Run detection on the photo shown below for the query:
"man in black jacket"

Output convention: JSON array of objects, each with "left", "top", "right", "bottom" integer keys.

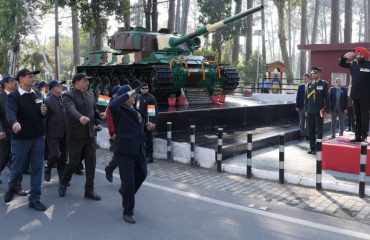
[
  {"left": 329, "top": 78, "right": 348, "bottom": 138},
  {"left": 44, "top": 80, "right": 67, "bottom": 183},
  {"left": 58, "top": 73, "right": 105, "bottom": 200},
  {"left": 4, "top": 68, "right": 47, "bottom": 211},
  {"left": 295, "top": 74, "right": 310, "bottom": 140},
  {"left": 109, "top": 85, "right": 154, "bottom": 223},
  {"left": 339, "top": 47, "right": 370, "bottom": 142},
  {"left": 137, "top": 83, "right": 158, "bottom": 163}
]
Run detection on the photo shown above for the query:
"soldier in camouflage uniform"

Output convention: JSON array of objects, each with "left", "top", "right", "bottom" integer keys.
[{"left": 304, "top": 67, "right": 330, "bottom": 154}]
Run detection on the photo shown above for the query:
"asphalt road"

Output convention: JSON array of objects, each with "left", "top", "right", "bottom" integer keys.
[{"left": 1, "top": 166, "right": 370, "bottom": 240}]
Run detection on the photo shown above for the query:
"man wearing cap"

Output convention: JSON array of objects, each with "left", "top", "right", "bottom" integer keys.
[
  {"left": 136, "top": 83, "right": 158, "bottom": 163},
  {"left": 339, "top": 47, "right": 370, "bottom": 142},
  {"left": 44, "top": 80, "right": 67, "bottom": 183},
  {"left": 109, "top": 85, "right": 150, "bottom": 223},
  {"left": 4, "top": 68, "right": 48, "bottom": 211},
  {"left": 58, "top": 73, "right": 105, "bottom": 200},
  {"left": 304, "top": 67, "right": 330, "bottom": 154},
  {"left": 329, "top": 78, "right": 348, "bottom": 139}
]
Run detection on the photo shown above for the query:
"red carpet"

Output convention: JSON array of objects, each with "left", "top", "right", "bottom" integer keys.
[{"left": 322, "top": 136, "right": 370, "bottom": 175}]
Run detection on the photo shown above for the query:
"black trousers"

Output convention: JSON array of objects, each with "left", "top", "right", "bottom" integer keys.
[
  {"left": 308, "top": 113, "right": 323, "bottom": 151},
  {"left": 352, "top": 98, "right": 370, "bottom": 138},
  {"left": 0, "top": 137, "right": 11, "bottom": 173},
  {"left": 45, "top": 135, "right": 67, "bottom": 179},
  {"left": 62, "top": 137, "right": 96, "bottom": 192},
  {"left": 118, "top": 152, "right": 147, "bottom": 215},
  {"left": 347, "top": 106, "right": 355, "bottom": 131},
  {"left": 145, "top": 130, "right": 153, "bottom": 158}
]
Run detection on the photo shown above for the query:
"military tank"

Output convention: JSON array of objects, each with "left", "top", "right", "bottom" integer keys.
[{"left": 77, "top": 5, "right": 263, "bottom": 102}]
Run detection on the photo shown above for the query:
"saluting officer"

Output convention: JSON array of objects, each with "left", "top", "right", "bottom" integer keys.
[{"left": 304, "top": 66, "right": 330, "bottom": 154}]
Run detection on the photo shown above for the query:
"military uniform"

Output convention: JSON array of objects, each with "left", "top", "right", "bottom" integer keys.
[{"left": 305, "top": 78, "right": 330, "bottom": 153}]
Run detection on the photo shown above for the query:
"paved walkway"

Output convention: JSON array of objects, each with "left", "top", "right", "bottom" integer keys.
[{"left": 96, "top": 148, "right": 370, "bottom": 225}]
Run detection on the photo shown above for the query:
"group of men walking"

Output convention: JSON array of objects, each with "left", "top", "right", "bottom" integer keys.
[
  {"left": 0, "top": 69, "right": 157, "bottom": 223},
  {"left": 295, "top": 46, "right": 370, "bottom": 154}
]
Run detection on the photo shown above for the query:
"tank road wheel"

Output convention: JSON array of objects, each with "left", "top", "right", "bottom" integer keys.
[
  {"left": 112, "top": 77, "right": 120, "bottom": 87},
  {"left": 93, "top": 77, "right": 103, "bottom": 96},
  {"left": 102, "top": 76, "right": 111, "bottom": 96}
]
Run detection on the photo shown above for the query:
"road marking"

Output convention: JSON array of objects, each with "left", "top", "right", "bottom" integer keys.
[{"left": 96, "top": 169, "right": 370, "bottom": 239}]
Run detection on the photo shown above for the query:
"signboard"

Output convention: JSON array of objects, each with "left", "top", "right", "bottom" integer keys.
[{"left": 182, "top": 88, "right": 211, "bottom": 104}]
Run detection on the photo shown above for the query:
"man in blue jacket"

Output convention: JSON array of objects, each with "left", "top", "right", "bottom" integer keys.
[
  {"left": 329, "top": 78, "right": 348, "bottom": 138},
  {"left": 109, "top": 85, "right": 155, "bottom": 224},
  {"left": 295, "top": 74, "right": 310, "bottom": 140}
]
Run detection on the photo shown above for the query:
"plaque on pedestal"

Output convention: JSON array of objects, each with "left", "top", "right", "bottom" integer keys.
[{"left": 182, "top": 88, "right": 211, "bottom": 104}]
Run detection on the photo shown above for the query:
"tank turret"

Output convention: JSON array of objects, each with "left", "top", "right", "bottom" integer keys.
[{"left": 77, "top": 5, "right": 264, "bottom": 103}]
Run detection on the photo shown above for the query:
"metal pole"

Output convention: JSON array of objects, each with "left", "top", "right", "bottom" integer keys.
[
  {"left": 167, "top": 122, "right": 172, "bottom": 160},
  {"left": 217, "top": 128, "right": 223, "bottom": 172},
  {"left": 190, "top": 125, "right": 196, "bottom": 166},
  {"left": 359, "top": 142, "right": 367, "bottom": 198},
  {"left": 316, "top": 139, "right": 322, "bottom": 191},
  {"left": 246, "top": 132, "right": 252, "bottom": 178},
  {"left": 279, "top": 134, "right": 285, "bottom": 184}
]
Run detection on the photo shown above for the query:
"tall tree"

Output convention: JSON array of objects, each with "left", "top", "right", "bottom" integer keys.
[
  {"left": 344, "top": 0, "right": 353, "bottom": 43},
  {"left": 311, "top": 0, "right": 320, "bottom": 44},
  {"left": 330, "top": 0, "right": 339, "bottom": 43},
  {"left": 143, "top": 0, "right": 152, "bottom": 30},
  {"left": 167, "top": 0, "right": 175, "bottom": 32},
  {"left": 116, "top": 0, "right": 131, "bottom": 30},
  {"left": 261, "top": 0, "right": 266, "bottom": 67},
  {"left": 245, "top": 0, "right": 253, "bottom": 64},
  {"left": 231, "top": 0, "right": 242, "bottom": 66},
  {"left": 300, "top": 0, "right": 307, "bottom": 76},
  {"left": 71, "top": 0, "right": 80, "bottom": 67},
  {"left": 272, "top": 0, "right": 293, "bottom": 84},
  {"left": 175, "top": 0, "right": 181, "bottom": 32},
  {"left": 152, "top": 0, "right": 158, "bottom": 31},
  {"left": 181, "top": 0, "right": 190, "bottom": 34}
]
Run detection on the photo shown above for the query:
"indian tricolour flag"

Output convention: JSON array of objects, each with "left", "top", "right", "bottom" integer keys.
[
  {"left": 147, "top": 104, "right": 156, "bottom": 117},
  {"left": 97, "top": 95, "right": 111, "bottom": 106}
]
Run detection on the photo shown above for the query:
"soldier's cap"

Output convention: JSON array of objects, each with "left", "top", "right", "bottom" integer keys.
[
  {"left": 49, "top": 80, "right": 66, "bottom": 90},
  {"left": 355, "top": 47, "right": 369, "bottom": 58},
  {"left": 111, "top": 85, "right": 121, "bottom": 96},
  {"left": 310, "top": 66, "right": 322, "bottom": 74},
  {"left": 117, "top": 85, "right": 132, "bottom": 96},
  {"left": 16, "top": 68, "right": 40, "bottom": 80},
  {"left": 35, "top": 81, "right": 48, "bottom": 89},
  {"left": 72, "top": 73, "right": 92, "bottom": 84},
  {"left": 1, "top": 75, "right": 15, "bottom": 87}
]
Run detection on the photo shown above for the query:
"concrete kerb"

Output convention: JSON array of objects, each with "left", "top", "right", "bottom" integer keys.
[{"left": 97, "top": 127, "right": 370, "bottom": 197}]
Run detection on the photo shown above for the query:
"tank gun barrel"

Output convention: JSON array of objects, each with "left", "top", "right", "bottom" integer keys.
[{"left": 169, "top": 4, "right": 264, "bottom": 48}]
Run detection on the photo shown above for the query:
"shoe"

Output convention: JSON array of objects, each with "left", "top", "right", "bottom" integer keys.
[
  {"left": 4, "top": 190, "right": 14, "bottom": 203},
  {"left": 339, "top": 133, "right": 343, "bottom": 136},
  {"left": 123, "top": 214, "right": 136, "bottom": 224},
  {"left": 44, "top": 169, "right": 51, "bottom": 182},
  {"left": 147, "top": 158, "right": 154, "bottom": 163},
  {"left": 74, "top": 168, "right": 84, "bottom": 175},
  {"left": 15, "top": 188, "right": 29, "bottom": 196},
  {"left": 29, "top": 201, "right": 47, "bottom": 211},
  {"left": 307, "top": 150, "right": 316, "bottom": 155},
  {"left": 58, "top": 183, "right": 67, "bottom": 197},
  {"left": 350, "top": 138, "right": 362, "bottom": 142},
  {"left": 84, "top": 192, "right": 101, "bottom": 201},
  {"left": 105, "top": 166, "right": 113, "bottom": 183},
  {"left": 329, "top": 135, "right": 335, "bottom": 139}
]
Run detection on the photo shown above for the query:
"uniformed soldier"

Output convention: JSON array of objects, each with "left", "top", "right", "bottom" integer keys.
[{"left": 304, "top": 66, "right": 330, "bottom": 154}]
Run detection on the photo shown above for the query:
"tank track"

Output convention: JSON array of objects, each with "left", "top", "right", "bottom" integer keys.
[
  {"left": 147, "top": 65, "right": 174, "bottom": 102},
  {"left": 220, "top": 66, "right": 240, "bottom": 94}
]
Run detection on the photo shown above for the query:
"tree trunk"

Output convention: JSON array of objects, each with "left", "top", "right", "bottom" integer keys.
[
  {"left": 288, "top": 1, "right": 291, "bottom": 58},
  {"left": 311, "top": 0, "right": 319, "bottom": 44},
  {"left": 90, "top": 0, "right": 103, "bottom": 51},
  {"left": 300, "top": 0, "right": 307, "bottom": 76},
  {"left": 344, "top": 0, "right": 352, "bottom": 43},
  {"left": 330, "top": 0, "right": 339, "bottom": 43},
  {"left": 71, "top": 2, "right": 80, "bottom": 66},
  {"left": 365, "top": 0, "right": 369, "bottom": 41},
  {"left": 181, "top": 0, "right": 190, "bottom": 34},
  {"left": 152, "top": 0, "right": 158, "bottom": 31},
  {"left": 175, "top": 0, "right": 181, "bottom": 32},
  {"left": 261, "top": 0, "right": 266, "bottom": 67},
  {"left": 122, "top": 0, "right": 131, "bottom": 30},
  {"left": 273, "top": 0, "right": 293, "bottom": 84},
  {"left": 245, "top": 0, "right": 253, "bottom": 64},
  {"left": 231, "top": 0, "right": 242, "bottom": 66},
  {"left": 144, "top": 0, "right": 151, "bottom": 30},
  {"left": 167, "top": 0, "right": 175, "bottom": 32}
]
